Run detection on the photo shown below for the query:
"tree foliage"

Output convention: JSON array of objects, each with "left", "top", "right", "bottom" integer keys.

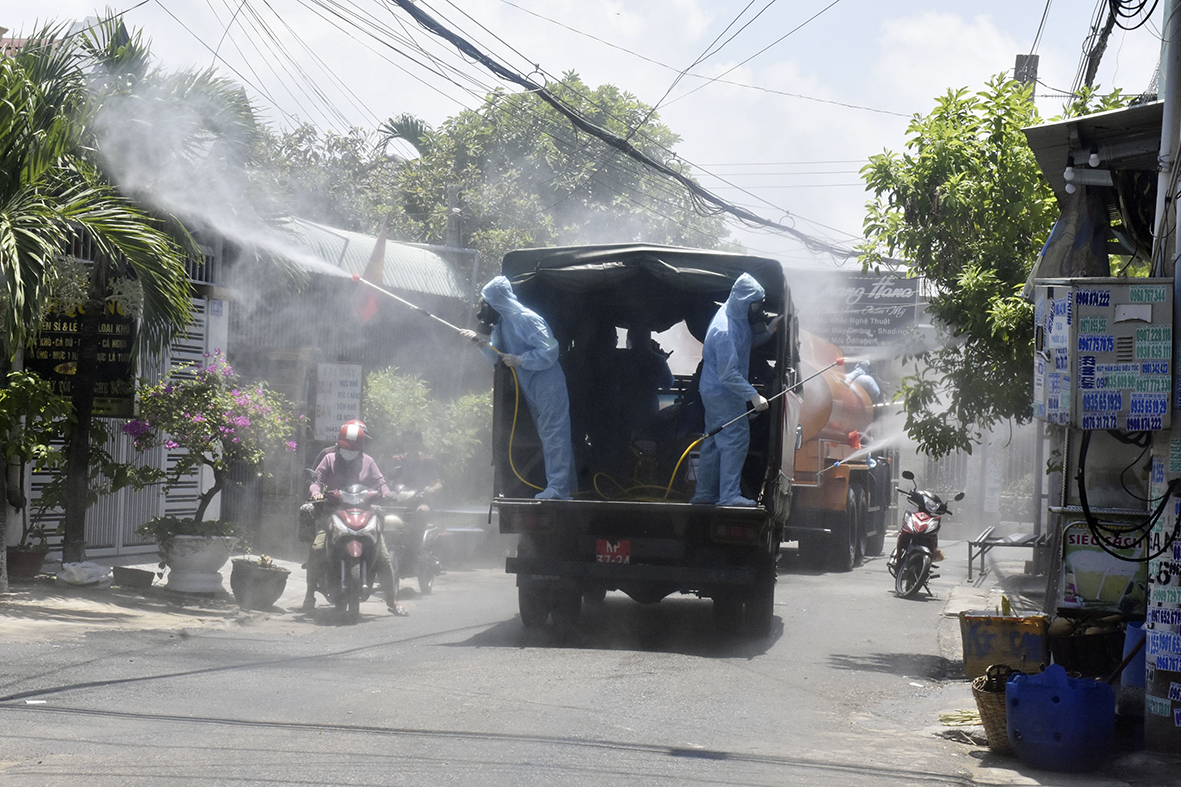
[
  {"left": 389, "top": 73, "right": 731, "bottom": 272},
  {"left": 361, "top": 369, "right": 492, "bottom": 504},
  {"left": 124, "top": 352, "right": 299, "bottom": 524},
  {"left": 858, "top": 76, "right": 1058, "bottom": 457}
]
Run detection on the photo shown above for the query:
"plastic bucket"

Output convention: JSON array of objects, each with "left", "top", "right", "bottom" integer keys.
[
  {"left": 1121, "top": 622, "right": 1146, "bottom": 688},
  {"left": 1007, "top": 664, "right": 1116, "bottom": 772}
]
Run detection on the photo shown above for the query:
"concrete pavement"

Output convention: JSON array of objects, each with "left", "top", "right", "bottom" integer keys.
[{"left": 1, "top": 540, "right": 1178, "bottom": 785}]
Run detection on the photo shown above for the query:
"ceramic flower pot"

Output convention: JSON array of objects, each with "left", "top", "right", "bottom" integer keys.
[
  {"left": 161, "top": 535, "right": 237, "bottom": 593},
  {"left": 230, "top": 558, "right": 290, "bottom": 609},
  {"left": 5, "top": 547, "right": 49, "bottom": 579}
]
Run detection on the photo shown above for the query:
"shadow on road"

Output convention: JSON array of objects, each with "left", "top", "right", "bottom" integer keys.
[
  {"left": 828, "top": 651, "right": 958, "bottom": 679},
  {"left": 451, "top": 594, "right": 782, "bottom": 658}
]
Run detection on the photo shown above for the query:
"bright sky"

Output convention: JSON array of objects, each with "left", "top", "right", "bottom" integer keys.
[{"left": 1, "top": 1, "right": 1166, "bottom": 265}]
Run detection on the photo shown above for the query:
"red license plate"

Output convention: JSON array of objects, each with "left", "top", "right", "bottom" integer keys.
[{"left": 596, "top": 539, "right": 630, "bottom": 564}]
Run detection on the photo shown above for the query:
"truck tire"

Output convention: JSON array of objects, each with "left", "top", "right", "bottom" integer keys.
[
  {"left": 713, "top": 593, "right": 743, "bottom": 635},
  {"left": 853, "top": 488, "right": 867, "bottom": 567},
  {"left": 826, "top": 489, "right": 858, "bottom": 572},
  {"left": 797, "top": 534, "right": 826, "bottom": 570},
  {"left": 518, "top": 585, "right": 551, "bottom": 627},
  {"left": 745, "top": 578, "right": 775, "bottom": 637},
  {"left": 865, "top": 505, "right": 887, "bottom": 556},
  {"left": 551, "top": 588, "right": 582, "bottom": 634}
]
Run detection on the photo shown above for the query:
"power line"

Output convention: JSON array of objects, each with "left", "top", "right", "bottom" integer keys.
[
  {"left": 490, "top": 0, "right": 908, "bottom": 119},
  {"left": 662, "top": 0, "right": 846, "bottom": 109},
  {"left": 386, "top": 0, "right": 860, "bottom": 260}
]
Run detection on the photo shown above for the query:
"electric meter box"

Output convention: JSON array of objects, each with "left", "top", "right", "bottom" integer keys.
[{"left": 1033, "top": 277, "right": 1173, "bottom": 431}]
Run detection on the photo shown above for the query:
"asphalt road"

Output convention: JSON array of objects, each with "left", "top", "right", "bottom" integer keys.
[{"left": 0, "top": 545, "right": 1027, "bottom": 785}]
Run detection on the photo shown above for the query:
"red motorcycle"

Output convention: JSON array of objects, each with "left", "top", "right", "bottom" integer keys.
[
  {"left": 314, "top": 484, "right": 385, "bottom": 621},
  {"left": 887, "top": 470, "right": 964, "bottom": 598}
]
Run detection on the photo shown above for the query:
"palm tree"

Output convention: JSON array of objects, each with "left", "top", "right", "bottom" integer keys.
[
  {"left": 0, "top": 25, "right": 200, "bottom": 575},
  {"left": 376, "top": 112, "right": 434, "bottom": 158}
]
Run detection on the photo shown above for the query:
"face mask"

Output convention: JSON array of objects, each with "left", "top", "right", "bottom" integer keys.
[
  {"left": 476, "top": 300, "right": 501, "bottom": 333},
  {"left": 748, "top": 302, "right": 766, "bottom": 324},
  {"left": 338, "top": 448, "right": 360, "bottom": 461}
]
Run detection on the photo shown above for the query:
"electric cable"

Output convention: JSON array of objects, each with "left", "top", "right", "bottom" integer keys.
[
  {"left": 1076, "top": 430, "right": 1181, "bottom": 561},
  {"left": 661, "top": 359, "right": 844, "bottom": 500},
  {"left": 386, "top": 0, "right": 860, "bottom": 260},
  {"left": 490, "top": 0, "right": 909, "bottom": 118}
]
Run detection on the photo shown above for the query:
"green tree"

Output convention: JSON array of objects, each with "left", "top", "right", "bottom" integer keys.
[
  {"left": 0, "top": 25, "right": 197, "bottom": 567},
  {"left": 859, "top": 76, "right": 1134, "bottom": 457},
  {"left": 388, "top": 73, "right": 732, "bottom": 276},
  {"left": 361, "top": 369, "right": 492, "bottom": 504},
  {"left": 251, "top": 123, "right": 400, "bottom": 232},
  {"left": 858, "top": 76, "right": 1057, "bottom": 457}
]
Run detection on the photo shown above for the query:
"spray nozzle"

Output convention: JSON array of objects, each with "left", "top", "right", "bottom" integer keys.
[
  {"left": 351, "top": 274, "right": 362, "bottom": 282},
  {"left": 836, "top": 356, "right": 845, "bottom": 366}
]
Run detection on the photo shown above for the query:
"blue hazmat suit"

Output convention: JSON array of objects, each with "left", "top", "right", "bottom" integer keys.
[
  {"left": 691, "top": 273, "right": 766, "bottom": 506},
  {"left": 479, "top": 277, "right": 576, "bottom": 500}
]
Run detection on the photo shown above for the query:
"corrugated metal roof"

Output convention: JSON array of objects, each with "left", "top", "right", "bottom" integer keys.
[{"left": 280, "top": 217, "right": 469, "bottom": 300}]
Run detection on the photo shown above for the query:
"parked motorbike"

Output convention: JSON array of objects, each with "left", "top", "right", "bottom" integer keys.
[
  {"left": 887, "top": 470, "right": 964, "bottom": 598},
  {"left": 383, "top": 485, "right": 442, "bottom": 595},
  {"left": 311, "top": 484, "right": 386, "bottom": 621}
]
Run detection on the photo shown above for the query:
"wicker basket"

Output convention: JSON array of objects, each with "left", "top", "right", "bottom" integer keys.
[{"left": 972, "top": 664, "right": 1015, "bottom": 756}]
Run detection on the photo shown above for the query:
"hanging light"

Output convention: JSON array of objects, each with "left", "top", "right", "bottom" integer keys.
[
  {"left": 1088, "top": 145, "right": 1100, "bottom": 168},
  {"left": 1066, "top": 182, "right": 1077, "bottom": 194},
  {"left": 1063, "top": 154, "right": 1076, "bottom": 182}
]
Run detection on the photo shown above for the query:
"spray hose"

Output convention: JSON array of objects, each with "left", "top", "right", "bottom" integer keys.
[
  {"left": 352, "top": 275, "right": 543, "bottom": 492},
  {"left": 660, "top": 359, "right": 844, "bottom": 500}
]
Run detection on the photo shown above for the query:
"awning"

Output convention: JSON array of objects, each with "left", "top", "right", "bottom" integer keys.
[{"left": 280, "top": 217, "right": 470, "bottom": 300}]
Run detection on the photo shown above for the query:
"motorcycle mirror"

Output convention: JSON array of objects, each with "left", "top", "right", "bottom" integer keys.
[
  {"left": 902, "top": 470, "right": 915, "bottom": 480},
  {"left": 954, "top": 492, "right": 965, "bottom": 501}
]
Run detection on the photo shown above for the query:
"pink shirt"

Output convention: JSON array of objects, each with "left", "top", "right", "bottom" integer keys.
[{"left": 310, "top": 451, "right": 391, "bottom": 498}]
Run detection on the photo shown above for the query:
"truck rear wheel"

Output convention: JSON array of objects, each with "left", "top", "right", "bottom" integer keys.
[
  {"left": 745, "top": 579, "right": 775, "bottom": 637},
  {"left": 551, "top": 588, "right": 582, "bottom": 634},
  {"left": 826, "top": 489, "right": 859, "bottom": 572},
  {"left": 865, "top": 505, "right": 887, "bottom": 556},
  {"left": 518, "top": 586, "right": 551, "bottom": 627},
  {"left": 713, "top": 593, "right": 743, "bottom": 635}
]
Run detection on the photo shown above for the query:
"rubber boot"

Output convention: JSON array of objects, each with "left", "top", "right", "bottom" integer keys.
[{"left": 301, "top": 549, "right": 322, "bottom": 611}]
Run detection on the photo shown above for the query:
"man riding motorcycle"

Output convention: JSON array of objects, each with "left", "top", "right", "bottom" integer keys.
[
  {"left": 300, "top": 420, "right": 405, "bottom": 615},
  {"left": 388, "top": 428, "right": 442, "bottom": 575}
]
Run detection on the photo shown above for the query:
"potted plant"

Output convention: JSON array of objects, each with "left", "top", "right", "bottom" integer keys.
[
  {"left": 230, "top": 554, "right": 291, "bottom": 609},
  {"left": 2, "top": 371, "right": 72, "bottom": 585},
  {"left": 125, "top": 351, "right": 299, "bottom": 594}
]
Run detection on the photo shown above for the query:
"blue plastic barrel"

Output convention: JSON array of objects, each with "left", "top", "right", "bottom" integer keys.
[
  {"left": 1121, "top": 622, "right": 1146, "bottom": 689},
  {"left": 1007, "top": 664, "right": 1116, "bottom": 772}
]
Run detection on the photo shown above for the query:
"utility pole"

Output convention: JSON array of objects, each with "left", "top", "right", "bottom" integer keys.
[{"left": 1147, "top": 0, "right": 1181, "bottom": 754}]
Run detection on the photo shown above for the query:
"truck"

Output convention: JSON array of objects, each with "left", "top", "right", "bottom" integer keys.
[{"left": 489, "top": 244, "right": 893, "bottom": 636}]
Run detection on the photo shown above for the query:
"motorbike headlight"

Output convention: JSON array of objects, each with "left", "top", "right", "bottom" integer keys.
[
  {"left": 922, "top": 495, "right": 938, "bottom": 512},
  {"left": 329, "top": 517, "right": 350, "bottom": 539},
  {"left": 358, "top": 517, "right": 380, "bottom": 538}
]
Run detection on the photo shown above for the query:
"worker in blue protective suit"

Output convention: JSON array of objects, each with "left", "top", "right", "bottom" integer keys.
[
  {"left": 691, "top": 273, "right": 772, "bottom": 507},
  {"left": 459, "top": 277, "right": 576, "bottom": 500}
]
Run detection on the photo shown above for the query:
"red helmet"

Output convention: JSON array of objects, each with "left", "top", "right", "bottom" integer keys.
[{"left": 337, "top": 420, "right": 368, "bottom": 451}]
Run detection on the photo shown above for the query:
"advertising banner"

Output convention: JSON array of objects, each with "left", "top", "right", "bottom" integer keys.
[
  {"left": 24, "top": 301, "right": 137, "bottom": 418},
  {"left": 314, "top": 363, "right": 363, "bottom": 442},
  {"left": 787, "top": 270, "right": 925, "bottom": 351}
]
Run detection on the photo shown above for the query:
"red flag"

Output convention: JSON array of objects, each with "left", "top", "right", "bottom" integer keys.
[{"left": 355, "top": 221, "right": 387, "bottom": 324}]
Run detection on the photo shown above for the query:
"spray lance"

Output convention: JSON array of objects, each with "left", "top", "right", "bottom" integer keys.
[
  {"left": 352, "top": 274, "right": 542, "bottom": 490},
  {"left": 662, "top": 358, "right": 848, "bottom": 500},
  {"left": 351, "top": 274, "right": 510, "bottom": 360}
]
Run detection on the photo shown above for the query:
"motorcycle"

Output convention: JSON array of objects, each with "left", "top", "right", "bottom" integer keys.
[
  {"left": 383, "top": 485, "right": 442, "bottom": 595},
  {"left": 312, "top": 484, "right": 386, "bottom": 620},
  {"left": 887, "top": 470, "right": 964, "bottom": 598}
]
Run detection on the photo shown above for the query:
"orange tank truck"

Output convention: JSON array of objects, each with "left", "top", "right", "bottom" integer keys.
[{"left": 785, "top": 332, "right": 893, "bottom": 570}]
